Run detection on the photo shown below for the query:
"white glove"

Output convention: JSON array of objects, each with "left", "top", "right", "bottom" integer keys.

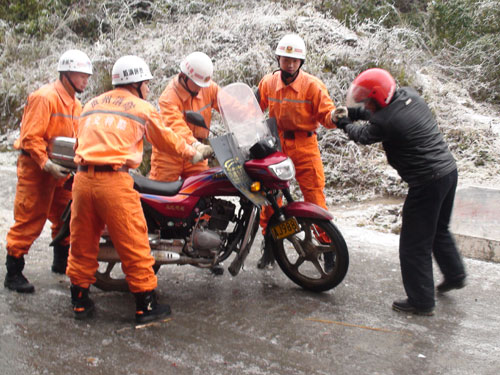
[
  {"left": 199, "top": 145, "right": 213, "bottom": 159},
  {"left": 331, "top": 106, "right": 348, "bottom": 123},
  {"left": 191, "top": 150, "right": 204, "bottom": 164},
  {"left": 192, "top": 142, "right": 213, "bottom": 159},
  {"left": 43, "top": 159, "right": 70, "bottom": 179}
]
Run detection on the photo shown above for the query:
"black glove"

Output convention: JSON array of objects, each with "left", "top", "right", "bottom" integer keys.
[
  {"left": 348, "top": 107, "right": 371, "bottom": 121},
  {"left": 336, "top": 117, "right": 352, "bottom": 130}
]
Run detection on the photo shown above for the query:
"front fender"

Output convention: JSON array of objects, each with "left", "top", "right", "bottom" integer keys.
[{"left": 282, "top": 201, "right": 333, "bottom": 221}]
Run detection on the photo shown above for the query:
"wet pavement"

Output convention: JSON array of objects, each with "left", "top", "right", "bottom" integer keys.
[{"left": 1, "top": 166, "right": 500, "bottom": 375}]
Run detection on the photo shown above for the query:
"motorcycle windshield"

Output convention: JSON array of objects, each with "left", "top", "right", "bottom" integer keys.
[{"left": 218, "top": 82, "right": 271, "bottom": 157}]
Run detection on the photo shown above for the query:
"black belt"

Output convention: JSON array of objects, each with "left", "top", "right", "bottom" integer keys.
[
  {"left": 77, "top": 165, "right": 129, "bottom": 173},
  {"left": 283, "top": 130, "right": 314, "bottom": 140}
]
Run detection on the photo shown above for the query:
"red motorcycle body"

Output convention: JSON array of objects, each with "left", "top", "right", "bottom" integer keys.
[{"left": 49, "top": 82, "right": 349, "bottom": 293}]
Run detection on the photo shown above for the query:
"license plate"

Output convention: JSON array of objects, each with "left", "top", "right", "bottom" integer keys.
[{"left": 271, "top": 217, "right": 300, "bottom": 240}]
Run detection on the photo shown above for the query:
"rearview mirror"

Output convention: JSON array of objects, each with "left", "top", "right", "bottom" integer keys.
[{"left": 185, "top": 110, "right": 207, "bottom": 129}]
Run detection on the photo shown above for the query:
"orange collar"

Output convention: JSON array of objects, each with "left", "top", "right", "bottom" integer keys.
[
  {"left": 55, "top": 79, "right": 76, "bottom": 106},
  {"left": 173, "top": 75, "right": 199, "bottom": 101},
  {"left": 276, "top": 70, "right": 303, "bottom": 93}
]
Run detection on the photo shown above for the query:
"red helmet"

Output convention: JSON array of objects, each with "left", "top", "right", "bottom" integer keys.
[{"left": 346, "top": 68, "right": 396, "bottom": 109}]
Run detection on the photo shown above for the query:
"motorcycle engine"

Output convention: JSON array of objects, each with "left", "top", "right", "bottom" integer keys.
[
  {"left": 191, "top": 199, "right": 235, "bottom": 253},
  {"left": 208, "top": 199, "right": 236, "bottom": 231},
  {"left": 192, "top": 227, "right": 222, "bottom": 251}
]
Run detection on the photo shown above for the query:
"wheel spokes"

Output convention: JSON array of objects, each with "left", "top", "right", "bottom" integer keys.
[
  {"left": 103, "top": 261, "right": 116, "bottom": 277},
  {"left": 282, "top": 221, "right": 335, "bottom": 279},
  {"left": 311, "top": 257, "right": 327, "bottom": 276},
  {"left": 302, "top": 221, "right": 313, "bottom": 242},
  {"left": 290, "top": 255, "right": 306, "bottom": 270}
]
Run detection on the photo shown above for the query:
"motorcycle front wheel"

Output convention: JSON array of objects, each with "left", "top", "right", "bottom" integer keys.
[{"left": 268, "top": 216, "right": 349, "bottom": 292}]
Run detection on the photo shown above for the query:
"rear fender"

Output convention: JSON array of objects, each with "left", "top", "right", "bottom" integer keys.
[{"left": 282, "top": 201, "right": 333, "bottom": 220}]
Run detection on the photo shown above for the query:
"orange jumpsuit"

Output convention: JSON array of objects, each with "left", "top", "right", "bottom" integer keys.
[
  {"left": 149, "top": 75, "right": 220, "bottom": 181},
  {"left": 257, "top": 70, "right": 337, "bottom": 232},
  {"left": 6, "top": 80, "right": 80, "bottom": 258},
  {"left": 66, "top": 88, "right": 196, "bottom": 293}
]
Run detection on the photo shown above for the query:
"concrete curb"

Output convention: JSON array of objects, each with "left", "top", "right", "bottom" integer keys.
[
  {"left": 451, "top": 185, "right": 500, "bottom": 263},
  {"left": 454, "top": 234, "right": 500, "bottom": 263}
]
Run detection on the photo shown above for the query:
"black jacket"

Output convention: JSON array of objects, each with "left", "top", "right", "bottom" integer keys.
[{"left": 343, "top": 87, "right": 456, "bottom": 187}]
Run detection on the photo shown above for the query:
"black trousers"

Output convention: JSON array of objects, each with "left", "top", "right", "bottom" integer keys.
[{"left": 399, "top": 169, "right": 465, "bottom": 309}]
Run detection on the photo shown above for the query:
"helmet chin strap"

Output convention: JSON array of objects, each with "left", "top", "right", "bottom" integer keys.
[
  {"left": 63, "top": 72, "right": 83, "bottom": 94},
  {"left": 280, "top": 69, "right": 299, "bottom": 81},
  {"left": 133, "top": 82, "right": 144, "bottom": 99},
  {"left": 181, "top": 74, "right": 198, "bottom": 97},
  {"left": 277, "top": 58, "right": 304, "bottom": 84}
]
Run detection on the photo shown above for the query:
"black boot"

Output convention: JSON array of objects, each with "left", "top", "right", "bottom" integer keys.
[
  {"left": 70, "top": 284, "right": 95, "bottom": 320},
  {"left": 257, "top": 236, "right": 275, "bottom": 269},
  {"left": 134, "top": 290, "right": 171, "bottom": 324},
  {"left": 4, "top": 255, "right": 35, "bottom": 293},
  {"left": 392, "top": 299, "right": 435, "bottom": 316},
  {"left": 437, "top": 275, "right": 466, "bottom": 293},
  {"left": 51, "top": 244, "right": 69, "bottom": 274}
]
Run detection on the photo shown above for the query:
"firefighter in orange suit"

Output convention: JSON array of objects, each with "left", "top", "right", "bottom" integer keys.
[
  {"left": 4, "top": 49, "right": 92, "bottom": 294},
  {"left": 66, "top": 55, "right": 205, "bottom": 323},
  {"left": 149, "top": 51, "right": 217, "bottom": 182},
  {"left": 255, "top": 34, "right": 343, "bottom": 269}
]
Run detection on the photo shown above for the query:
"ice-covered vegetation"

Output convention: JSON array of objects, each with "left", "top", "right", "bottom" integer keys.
[{"left": 1, "top": 0, "right": 499, "bottom": 211}]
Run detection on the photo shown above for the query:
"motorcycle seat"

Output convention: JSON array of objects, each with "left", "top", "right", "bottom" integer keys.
[{"left": 132, "top": 173, "right": 183, "bottom": 196}]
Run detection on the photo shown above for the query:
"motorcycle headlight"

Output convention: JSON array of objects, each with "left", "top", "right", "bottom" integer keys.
[{"left": 268, "top": 158, "right": 295, "bottom": 181}]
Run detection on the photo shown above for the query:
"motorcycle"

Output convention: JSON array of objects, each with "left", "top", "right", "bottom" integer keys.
[{"left": 49, "top": 82, "right": 349, "bottom": 293}]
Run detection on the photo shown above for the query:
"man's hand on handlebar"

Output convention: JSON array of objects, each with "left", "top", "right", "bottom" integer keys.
[{"left": 192, "top": 141, "right": 213, "bottom": 159}]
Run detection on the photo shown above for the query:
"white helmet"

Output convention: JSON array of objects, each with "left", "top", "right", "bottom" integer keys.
[
  {"left": 179, "top": 52, "right": 213, "bottom": 88},
  {"left": 57, "top": 49, "right": 93, "bottom": 75},
  {"left": 275, "top": 34, "right": 306, "bottom": 60},
  {"left": 111, "top": 55, "right": 153, "bottom": 85}
]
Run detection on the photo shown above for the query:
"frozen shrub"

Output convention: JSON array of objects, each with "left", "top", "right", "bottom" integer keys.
[{"left": 0, "top": 0, "right": 499, "bottom": 205}]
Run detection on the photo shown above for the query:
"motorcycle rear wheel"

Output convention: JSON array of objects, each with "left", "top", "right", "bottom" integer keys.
[{"left": 269, "top": 216, "right": 349, "bottom": 292}]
